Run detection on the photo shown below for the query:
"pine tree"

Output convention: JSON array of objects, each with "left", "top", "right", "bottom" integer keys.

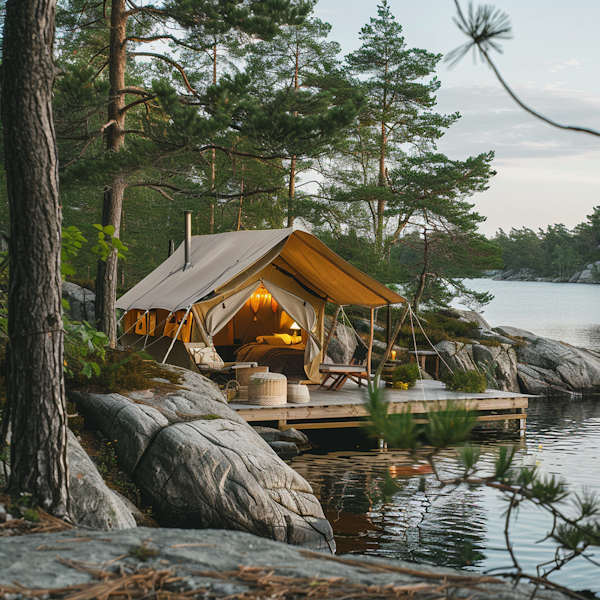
[
  {"left": 306, "top": 1, "right": 500, "bottom": 308},
  {"left": 55, "top": 0, "right": 308, "bottom": 344},
  {"left": 243, "top": 9, "right": 361, "bottom": 226},
  {"left": 344, "top": 0, "right": 457, "bottom": 254},
  {"left": 2, "top": 0, "right": 69, "bottom": 516}
]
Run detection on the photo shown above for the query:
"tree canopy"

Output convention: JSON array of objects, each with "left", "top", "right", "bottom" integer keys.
[{"left": 0, "top": 0, "right": 505, "bottom": 315}]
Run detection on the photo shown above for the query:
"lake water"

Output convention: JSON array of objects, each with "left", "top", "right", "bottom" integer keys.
[
  {"left": 452, "top": 278, "right": 600, "bottom": 350},
  {"left": 290, "top": 280, "right": 600, "bottom": 596}
]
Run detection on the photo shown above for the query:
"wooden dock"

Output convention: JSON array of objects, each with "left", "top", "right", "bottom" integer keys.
[{"left": 229, "top": 380, "right": 531, "bottom": 434}]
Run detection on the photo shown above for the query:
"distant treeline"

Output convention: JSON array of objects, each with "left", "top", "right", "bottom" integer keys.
[{"left": 493, "top": 207, "right": 600, "bottom": 277}]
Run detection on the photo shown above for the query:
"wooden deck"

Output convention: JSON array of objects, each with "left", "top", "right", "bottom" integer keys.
[{"left": 230, "top": 380, "right": 532, "bottom": 434}]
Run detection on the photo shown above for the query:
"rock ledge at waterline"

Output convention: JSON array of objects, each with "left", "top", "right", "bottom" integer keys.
[
  {"left": 490, "top": 262, "right": 600, "bottom": 284},
  {"left": 0, "top": 528, "right": 571, "bottom": 600},
  {"left": 433, "top": 310, "right": 600, "bottom": 396},
  {"left": 69, "top": 366, "right": 335, "bottom": 552}
]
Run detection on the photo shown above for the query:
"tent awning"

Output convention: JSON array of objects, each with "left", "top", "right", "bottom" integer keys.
[{"left": 116, "top": 228, "right": 406, "bottom": 312}]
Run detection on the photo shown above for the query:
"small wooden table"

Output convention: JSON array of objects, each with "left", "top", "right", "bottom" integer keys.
[{"left": 409, "top": 350, "right": 440, "bottom": 380}]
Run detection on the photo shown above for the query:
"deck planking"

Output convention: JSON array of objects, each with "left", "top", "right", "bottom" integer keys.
[{"left": 230, "top": 380, "right": 532, "bottom": 432}]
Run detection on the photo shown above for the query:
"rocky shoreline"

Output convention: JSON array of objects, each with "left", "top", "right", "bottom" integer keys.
[
  {"left": 0, "top": 285, "right": 593, "bottom": 598},
  {"left": 431, "top": 310, "right": 600, "bottom": 397},
  {"left": 67, "top": 365, "right": 335, "bottom": 552},
  {"left": 489, "top": 260, "right": 600, "bottom": 284}
]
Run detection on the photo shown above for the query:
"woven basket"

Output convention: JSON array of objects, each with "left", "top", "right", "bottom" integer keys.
[
  {"left": 248, "top": 373, "right": 287, "bottom": 406},
  {"left": 223, "top": 379, "right": 240, "bottom": 402},
  {"left": 236, "top": 366, "right": 269, "bottom": 399},
  {"left": 287, "top": 383, "right": 310, "bottom": 404}
]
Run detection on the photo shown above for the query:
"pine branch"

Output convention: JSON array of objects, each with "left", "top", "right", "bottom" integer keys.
[
  {"left": 119, "top": 87, "right": 153, "bottom": 96},
  {"left": 448, "top": 0, "right": 600, "bottom": 138},
  {"left": 130, "top": 52, "right": 198, "bottom": 95},
  {"left": 86, "top": 44, "right": 110, "bottom": 66},
  {"left": 125, "top": 34, "right": 212, "bottom": 53},
  {"left": 127, "top": 182, "right": 283, "bottom": 200},
  {"left": 59, "top": 135, "right": 103, "bottom": 170},
  {"left": 120, "top": 95, "right": 157, "bottom": 115}
]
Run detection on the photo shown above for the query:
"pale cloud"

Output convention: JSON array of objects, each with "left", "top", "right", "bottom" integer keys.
[
  {"left": 435, "top": 81, "right": 600, "bottom": 161},
  {"left": 432, "top": 81, "right": 600, "bottom": 235},
  {"left": 545, "top": 58, "right": 587, "bottom": 73}
]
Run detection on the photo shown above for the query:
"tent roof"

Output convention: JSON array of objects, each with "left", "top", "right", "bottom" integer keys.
[{"left": 116, "top": 228, "right": 406, "bottom": 312}]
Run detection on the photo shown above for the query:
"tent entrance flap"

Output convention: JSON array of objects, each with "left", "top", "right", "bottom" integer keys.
[
  {"left": 202, "top": 279, "right": 321, "bottom": 373},
  {"left": 261, "top": 280, "right": 320, "bottom": 365},
  {"left": 204, "top": 282, "right": 262, "bottom": 337}
]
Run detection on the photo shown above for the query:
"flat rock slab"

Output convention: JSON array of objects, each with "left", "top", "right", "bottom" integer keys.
[{"left": 0, "top": 528, "right": 569, "bottom": 599}]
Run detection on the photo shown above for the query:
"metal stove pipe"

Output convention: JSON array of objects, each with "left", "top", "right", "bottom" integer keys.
[{"left": 183, "top": 210, "right": 192, "bottom": 271}]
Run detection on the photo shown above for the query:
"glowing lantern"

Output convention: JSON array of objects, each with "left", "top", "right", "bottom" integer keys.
[{"left": 250, "top": 291, "right": 261, "bottom": 313}]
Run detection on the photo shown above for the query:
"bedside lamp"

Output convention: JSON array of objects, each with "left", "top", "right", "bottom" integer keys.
[{"left": 290, "top": 321, "right": 301, "bottom": 342}]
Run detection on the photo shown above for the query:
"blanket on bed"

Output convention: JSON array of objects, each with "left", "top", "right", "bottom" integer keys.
[{"left": 235, "top": 342, "right": 306, "bottom": 376}]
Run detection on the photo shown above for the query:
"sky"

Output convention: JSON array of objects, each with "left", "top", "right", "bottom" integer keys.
[{"left": 313, "top": 0, "right": 600, "bottom": 237}]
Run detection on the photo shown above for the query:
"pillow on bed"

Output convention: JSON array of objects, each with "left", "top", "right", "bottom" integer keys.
[
  {"left": 275, "top": 333, "right": 303, "bottom": 345},
  {"left": 255, "top": 335, "right": 288, "bottom": 346},
  {"left": 255, "top": 334, "right": 302, "bottom": 346}
]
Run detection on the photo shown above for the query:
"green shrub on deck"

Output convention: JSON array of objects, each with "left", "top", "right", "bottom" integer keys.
[
  {"left": 392, "top": 363, "right": 420, "bottom": 388},
  {"left": 442, "top": 370, "right": 487, "bottom": 393}
]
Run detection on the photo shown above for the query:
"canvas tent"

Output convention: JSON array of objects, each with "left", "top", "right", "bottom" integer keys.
[{"left": 117, "top": 227, "right": 406, "bottom": 382}]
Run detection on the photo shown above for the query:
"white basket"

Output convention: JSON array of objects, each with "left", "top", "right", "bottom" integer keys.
[
  {"left": 287, "top": 383, "right": 310, "bottom": 404},
  {"left": 248, "top": 373, "right": 287, "bottom": 406},
  {"left": 237, "top": 366, "right": 269, "bottom": 398}
]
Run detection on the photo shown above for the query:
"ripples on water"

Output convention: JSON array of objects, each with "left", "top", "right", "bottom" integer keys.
[{"left": 291, "top": 395, "right": 600, "bottom": 596}]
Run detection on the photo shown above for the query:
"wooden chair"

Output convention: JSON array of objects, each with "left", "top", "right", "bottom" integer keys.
[{"left": 319, "top": 345, "right": 369, "bottom": 391}]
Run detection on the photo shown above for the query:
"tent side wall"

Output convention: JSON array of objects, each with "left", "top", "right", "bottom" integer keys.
[{"left": 121, "top": 333, "right": 200, "bottom": 372}]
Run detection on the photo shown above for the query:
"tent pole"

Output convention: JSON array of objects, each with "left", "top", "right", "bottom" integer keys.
[
  {"left": 191, "top": 305, "right": 212, "bottom": 346},
  {"left": 367, "top": 308, "right": 374, "bottom": 378},
  {"left": 162, "top": 306, "right": 192, "bottom": 364},
  {"left": 322, "top": 305, "right": 340, "bottom": 360},
  {"left": 373, "top": 303, "right": 409, "bottom": 385},
  {"left": 386, "top": 304, "right": 392, "bottom": 346}
]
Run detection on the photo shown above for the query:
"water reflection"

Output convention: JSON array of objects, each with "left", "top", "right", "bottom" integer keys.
[
  {"left": 291, "top": 395, "right": 600, "bottom": 595},
  {"left": 293, "top": 448, "right": 493, "bottom": 568}
]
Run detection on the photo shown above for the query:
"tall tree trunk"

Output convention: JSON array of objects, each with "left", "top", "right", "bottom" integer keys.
[
  {"left": 2, "top": 0, "right": 68, "bottom": 516},
  {"left": 287, "top": 156, "right": 296, "bottom": 227},
  {"left": 287, "top": 42, "right": 300, "bottom": 228},
  {"left": 376, "top": 59, "right": 389, "bottom": 254},
  {"left": 209, "top": 43, "right": 217, "bottom": 234},
  {"left": 375, "top": 119, "right": 387, "bottom": 254},
  {"left": 237, "top": 165, "right": 244, "bottom": 231},
  {"left": 412, "top": 229, "right": 430, "bottom": 313},
  {"left": 95, "top": 0, "right": 127, "bottom": 345}
]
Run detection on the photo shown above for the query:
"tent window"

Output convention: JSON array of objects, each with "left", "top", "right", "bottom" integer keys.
[
  {"left": 148, "top": 311, "right": 157, "bottom": 336},
  {"left": 164, "top": 310, "right": 193, "bottom": 342},
  {"left": 124, "top": 309, "right": 158, "bottom": 337},
  {"left": 124, "top": 309, "right": 147, "bottom": 336},
  {"left": 134, "top": 314, "right": 147, "bottom": 335}
]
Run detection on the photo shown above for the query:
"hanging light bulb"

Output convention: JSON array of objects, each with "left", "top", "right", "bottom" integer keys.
[{"left": 250, "top": 291, "right": 261, "bottom": 313}]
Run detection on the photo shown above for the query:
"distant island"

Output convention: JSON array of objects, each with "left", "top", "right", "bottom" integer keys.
[
  {"left": 491, "top": 208, "right": 600, "bottom": 282},
  {"left": 486, "top": 261, "right": 600, "bottom": 284}
]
